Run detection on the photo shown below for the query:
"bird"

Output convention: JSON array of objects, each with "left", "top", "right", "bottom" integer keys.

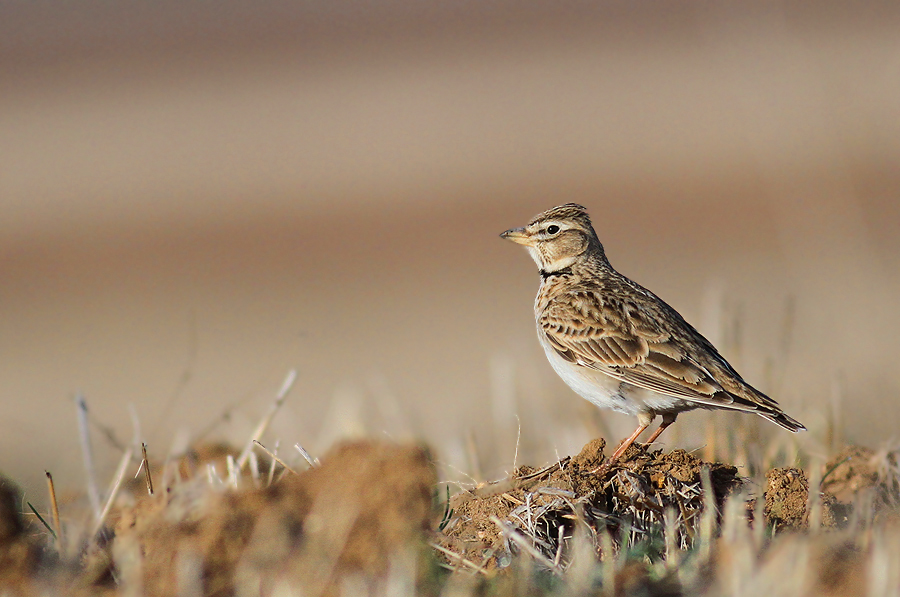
[{"left": 500, "top": 203, "right": 804, "bottom": 471}]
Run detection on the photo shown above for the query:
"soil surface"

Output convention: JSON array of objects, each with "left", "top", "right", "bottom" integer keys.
[
  {"left": 1, "top": 438, "right": 898, "bottom": 596},
  {"left": 94, "top": 440, "right": 435, "bottom": 597},
  {"left": 821, "top": 444, "right": 900, "bottom": 513},
  {"left": 0, "top": 476, "right": 42, "bottom": 595},
  {"left": 439, "top": 438, "right": 745, "bottom": 571}
]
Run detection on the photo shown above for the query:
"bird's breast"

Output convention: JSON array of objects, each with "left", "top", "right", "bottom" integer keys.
[{"left": 536, "top": 327, "right": 633, "bottom": 414}]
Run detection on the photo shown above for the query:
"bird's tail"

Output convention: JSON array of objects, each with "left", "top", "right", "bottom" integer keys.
[
  {"left": 729, "top": 385, "right": 806, "bottom": 433},
  {"left": 759, "top": 410, "right": 806, "bottom": 433}
]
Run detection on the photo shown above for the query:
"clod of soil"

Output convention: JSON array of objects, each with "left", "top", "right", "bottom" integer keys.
[
  {"left": 0, "top": 476, "right": 42, "bottom": 595},
  {"left": 0, "top": 476, "right": 25, "bottom": 544},
  {"left": 764, "top": 467, "right": 844, "bottom": 530},
  {"left": 765, "top": 468, "right": 809, "bottom": 530},
  {"left": 92, "top": 440, "right": 436, "bottom": 597},
  {"left": 821, "top": 446, "right": 880, "bottom": 502},
  {"left": 440, "top": 438, "right": 743, "bottom": 571},
  {"left": 821, "top": 444, "right": 900, "bottom": 513}
]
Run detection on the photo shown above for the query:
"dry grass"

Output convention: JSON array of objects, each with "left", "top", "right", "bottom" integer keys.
[
  {"left": 1, "top": 370, "right": 899, "bottom": 597},
  {"left": 435, "top": 436, "right": 900, "bottom": 597}
]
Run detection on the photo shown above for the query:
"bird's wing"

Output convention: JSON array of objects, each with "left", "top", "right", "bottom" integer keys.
[{"left": 539, "top": 289, "right": 745, "bottom": 409}]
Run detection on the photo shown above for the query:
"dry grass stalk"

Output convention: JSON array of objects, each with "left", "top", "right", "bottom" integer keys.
[
  {"left": 7, "top": 370, "right": 900, "bottom": 597},
  {"left": 295, "top": 443, "right": 320, "bottom": 467},
  {"left": 252, "top": 440, "right": 298, "bottom": 476},
  {"left": 235, "top": 368, "right": 297, "bottom": 470},
  {"left": 44, "top": 471, "right": 62, "bottom": 549},
  {"left": 140, "top": 443, "right": 154, "bottom": 496},
  {"left": 75, "top": 394, "right": 102, "bottom": 520},
  {"left": 91, "top": 447, "right": 134, "bottom": 538},
  {"left": 429, "top": 543, "right": 488, "bottom": 575}
]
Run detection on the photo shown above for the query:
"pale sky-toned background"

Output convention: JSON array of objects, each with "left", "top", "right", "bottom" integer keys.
[{"left": 2, "top": 1, "right": 899, "bottom": 505}]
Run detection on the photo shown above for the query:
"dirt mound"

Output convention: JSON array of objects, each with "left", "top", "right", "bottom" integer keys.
[
  {"left": 822, "top": 444, "right": 900, "bottom": 513},
  {"left": 764, "top": 467, "right": 810, "bottom": 530},
  {"left": 0, "top": 476, "right": 43, "bottom": 595},
  {"left": 6, "top": 437, "right": 899, "bottom": 596},
  {"left": 85, "top": 440, "right": 436, "bottom": 597},
  {"left": 764, "top": 467, "right": 846, "bottom": 530},
  {"left": 437, "top": 439, "right": 887, "bottom": 576},
  {"left": 439, "top": 438, "right": 743, "bottom": 571}
]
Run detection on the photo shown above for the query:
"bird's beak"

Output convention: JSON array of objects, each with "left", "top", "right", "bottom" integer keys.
[{"left": 500, "top": 227, "right": 533, "bottom": 246}]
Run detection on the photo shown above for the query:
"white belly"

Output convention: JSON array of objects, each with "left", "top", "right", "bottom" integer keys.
[{"left": 537, "top": 329, "right": 687, "bottom": 417}]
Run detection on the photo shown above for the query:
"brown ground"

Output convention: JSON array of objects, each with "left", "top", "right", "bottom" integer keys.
[
  {"left": 83, "top": 441, "right": 436, "bottom": 597},
  {"left": 439, "top": 439, "right": 851, "bottom": 572},
  {"left": 0, "top": 437, "right": 898, "bottom": 596},
  {"left": 0, "top": 477, "right": 43, "bottom": 595},
  {"left": 762, "top": 467, "right": 847, "bottom": 530},
  {"left": 440, "top": 438, "right": 747, "bottom": 571},
  {"left": 821, "top": 444, "right": 900, "bottom": 512}
]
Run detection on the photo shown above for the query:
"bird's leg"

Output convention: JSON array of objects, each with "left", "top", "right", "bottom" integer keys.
[
  {"left": 644, "top": 412, "right": 678, "bottom": 446},
  {"left": 608, "top": 422, "right": 650, "bottom": 462},
  {"left": 594, "top": 413, "right": 655, "bottom": 476}
]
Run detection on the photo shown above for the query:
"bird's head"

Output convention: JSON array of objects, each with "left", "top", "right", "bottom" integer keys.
[{"left": 500, "top": 203, "right": 605, "bottom": 273}]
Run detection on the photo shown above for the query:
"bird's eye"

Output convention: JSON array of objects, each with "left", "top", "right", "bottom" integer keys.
[{"left": 546, "top": 225, "right": 560, "bottom": 235}]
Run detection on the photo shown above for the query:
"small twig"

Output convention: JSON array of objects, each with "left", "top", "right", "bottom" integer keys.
[
  {"left": 535, "top": 487, "right": 576, "bottom": 499},
  {"left": 227, "top": 455, "right": 239, "bottom": 489},
  {"left": 678, "top": 493, "right": 695, "bottom": 543},
  {"left": 294, "top": 443, "right": 319, "bottom": 467},
  {"left": 490, "top": 516, "right": 560, "bottom": 574},
  {"left": 75, "top": 395, "right": 102, "bottom": 521},
  {"left": 553, "top": 524, "right": 565, "bottom": 567},
  {"left": 236, "top": 369, "right": 297, "bottom": 469},
  {"left": 450, "top": 457, "right": 571, "bottom": 511},
  {"left": 27, "top": 502, "right": 56, "bottom": 540},
  {"left": 512, "top": 414, "right": 521, "bottom": 473},
  {"left": 92, "top": 448, "right": 134, "bottom": 538},
  {"left": 248, "top": 451, "right": 261, "bottom": 488},
  {"left": 501, "top": 492, "right": 524, "bottom": 506},
  {"left": 266, "top": 441, "right": 279, "bottom": 486},
  {"left": 141, "top": 443, "right": 154, "bottom": 496},
  {"left": 514, "top": 457, "right": 570, "bottom": 482},
  {"left": 429, "top": 543, "right": 489, "bottom": 575},
  {"left": 45, "top": 471, "right": 62, "bottom": 547},
  {"left": 253, "top": 440, "right": 298, "bottom": 476}
]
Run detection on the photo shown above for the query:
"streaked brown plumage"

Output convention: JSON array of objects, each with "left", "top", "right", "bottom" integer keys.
[{"left": 501, "top": 203, "right": 804, "bottom": 468}]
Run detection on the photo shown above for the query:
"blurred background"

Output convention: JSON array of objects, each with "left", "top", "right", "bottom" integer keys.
[{"left": 2, "top": 1, "right": 898, "bottom": 504}]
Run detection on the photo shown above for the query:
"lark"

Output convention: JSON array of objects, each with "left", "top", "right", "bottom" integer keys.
[{"left": 501, "top": 203, "right": 804, "bottom": 470}]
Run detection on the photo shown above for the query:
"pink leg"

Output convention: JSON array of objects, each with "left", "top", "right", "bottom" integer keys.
[
  {"left": 644, "top": 413, "right": 678, "bottom": 446},
  {"left": 594, "top": 416, "right": 653, "bottom": 476},
  {"left": 608, "top": 421, "right": 650, "bottom": 463}
]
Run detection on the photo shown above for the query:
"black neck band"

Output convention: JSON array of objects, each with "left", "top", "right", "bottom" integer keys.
[{"left": 540, "top": 267, "right": 572, "bottom": 279}]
